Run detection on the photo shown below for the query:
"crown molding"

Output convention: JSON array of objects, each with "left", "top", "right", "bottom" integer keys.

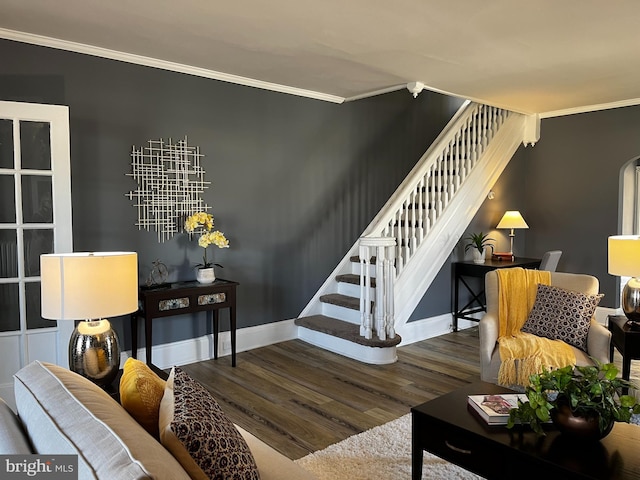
[
  {"left": 540, "top": 98, "right": 640, "bottom": 118},
  {"left": 0, "top": 28, "right": 345, "bottom": 104},
  {"left": 344, "top": 85, "right": 407, "bottom": 102}
]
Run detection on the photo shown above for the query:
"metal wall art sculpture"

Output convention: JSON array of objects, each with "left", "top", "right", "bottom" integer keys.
[{"left": 126, "top": 137, "right": 210, "bottom": 242}]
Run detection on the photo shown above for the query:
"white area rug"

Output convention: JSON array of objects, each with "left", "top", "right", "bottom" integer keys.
[{"left": 295, "top": 414, "right": 484, "bottom": 480}]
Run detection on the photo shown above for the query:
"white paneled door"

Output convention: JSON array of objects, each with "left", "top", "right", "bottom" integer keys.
[{"left": 0, "top": 101, "right": 73, "bottom": 409}]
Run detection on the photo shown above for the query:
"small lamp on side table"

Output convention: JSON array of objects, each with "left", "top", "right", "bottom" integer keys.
[
  {"left": 496, "top": 211, "right": 529, "bottom": 257},
  {"left": 608, "top": 235, "right": 640, "bottom": 329},
  {"left": 40, "top": 252, "right": 138, "bottom": 386}
]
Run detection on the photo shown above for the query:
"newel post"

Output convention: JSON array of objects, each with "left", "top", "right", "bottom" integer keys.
[{"left": 359, "top": 236, "right": 397, "bottom": 341}]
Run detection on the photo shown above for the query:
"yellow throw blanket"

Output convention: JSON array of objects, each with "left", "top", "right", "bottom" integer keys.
[{"left": 497, "top": 268, "right": 576, "bottom": 386}]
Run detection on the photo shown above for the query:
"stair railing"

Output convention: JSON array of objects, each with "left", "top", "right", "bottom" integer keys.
[
  {"left": 359, "top": 237, "right": 396, "bottom": 341},
  {"left": 356, "top": 101, "right": 513, "bottom": 340},
  {"left": 361, "top": 102, "right": 511, "bottom": 274}
]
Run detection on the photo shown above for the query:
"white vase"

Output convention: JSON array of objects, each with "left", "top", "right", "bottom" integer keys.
[
  {"left": 472, "top": 247, "right": 486, "bottom": 264},
  {"left": 196, "top": 267, "right": 215, "bottom": 284}
]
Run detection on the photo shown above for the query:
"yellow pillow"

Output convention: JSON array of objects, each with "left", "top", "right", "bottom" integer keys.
[{"left": 119, "top": 358, "right": 166, "bottom": 438}]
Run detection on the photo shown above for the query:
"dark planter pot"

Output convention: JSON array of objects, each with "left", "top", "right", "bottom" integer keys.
[{"left": 550, "top": 402, "right": 614, "bottom": 441}]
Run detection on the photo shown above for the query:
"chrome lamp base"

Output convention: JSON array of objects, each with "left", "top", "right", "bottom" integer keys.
[
  {"left": 69, "top": 319, "right": 120, "bottom": 386},
  {"left": 622, "top": 277, "right": 640, "bottom": 330}
]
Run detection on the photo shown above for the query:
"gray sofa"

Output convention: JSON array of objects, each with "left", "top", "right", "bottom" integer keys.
[{"left": 1, "top": 361, "right": 316, "bottom": 480}]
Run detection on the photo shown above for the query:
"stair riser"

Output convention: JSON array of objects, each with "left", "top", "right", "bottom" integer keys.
[
  {"left": 321, "top": 303, "right": 361, "bottom": 324},
  {"left": 337, "top": 282, "right": 374, "bottom": 298},
  {"left": 297, "top": 327, "right": 398, "bottom": 365},
  {"left": 350, "top": 263, "right": 377, "bottom": 276}
]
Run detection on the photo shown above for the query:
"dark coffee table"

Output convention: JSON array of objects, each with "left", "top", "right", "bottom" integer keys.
[{"left": 412, "top": 381, "right": 640, "bottom": 479}]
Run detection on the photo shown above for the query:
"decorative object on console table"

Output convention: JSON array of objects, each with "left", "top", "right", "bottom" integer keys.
[
  {"left": 608, "top": 235, "right": 640, "bottom": 329},
  {"left": 496, "top": 210, "right": 529, "bottom": 257},
  {"left": 40, "top": 252, "right": 138, "bottom": 387},
  {"left": 184, "top": 211, "right": 229, "bottom": 284},
  {"left": 146, "top": 259, "right": 168, "bottom": 287},
  {"left": 462, "top": 231, "right": 494, "bottom": 264},
  {"left": 133, "top": 279, "right": 239, "bottom": 368}
]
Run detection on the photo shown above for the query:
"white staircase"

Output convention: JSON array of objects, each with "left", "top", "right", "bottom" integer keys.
[{"left": 295, "top": 101, "right": 537, "bottom": 364}]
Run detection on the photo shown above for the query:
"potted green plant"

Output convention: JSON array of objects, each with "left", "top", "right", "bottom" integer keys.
[
  {"left": 463, "top": 232, "right": 494, "bottom": 264},
  {"left": 507, "top": 361, "right": 640, "bottom": 439}
]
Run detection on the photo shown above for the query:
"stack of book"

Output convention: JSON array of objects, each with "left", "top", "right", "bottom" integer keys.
[
  {"left": 467, "top": 394, "right": 525, "bottom": 425},
  {"left": 492, "top": 252, "right": 515, "bottom": 261}
]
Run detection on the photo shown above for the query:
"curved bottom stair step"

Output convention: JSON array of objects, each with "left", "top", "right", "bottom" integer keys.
[{"left": 295, "top": 315, "right": 401, "bottom": 348}]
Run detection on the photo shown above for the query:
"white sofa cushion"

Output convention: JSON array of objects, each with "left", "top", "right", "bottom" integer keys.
[
  {"left": 0, "top": 397, "right": 32, "bottom": 454},
  {"left": 14, "top": 361, "right": 190, "bottom": 480},
  {"left": 237, "top": 426, "right": 317, "bottom": 480}
]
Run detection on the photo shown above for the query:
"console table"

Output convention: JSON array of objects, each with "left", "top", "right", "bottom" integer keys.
[
  {"left": 131, "top": 279, "right": 239, "bottom": 368},
  {"left": 453, "top": 257, "right": 541, "bottom": 331}
]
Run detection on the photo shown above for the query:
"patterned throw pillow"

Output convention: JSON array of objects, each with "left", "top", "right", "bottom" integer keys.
[
  {"left": 159, "top": 367, "right": 260, "bottom": 480},
  {"left": 522, "top": 284, "right": 603, "bottom": 351}
]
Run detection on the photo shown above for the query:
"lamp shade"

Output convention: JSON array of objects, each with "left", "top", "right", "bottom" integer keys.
[
  {"left": 608, "top": 235, "right": 640, "bottom": 277},
  {"left": 41, "top": 252, "right": 138, "bottom": 320},
  {"left": 496, "top": 211, "right": 529, "bottom": 230}
]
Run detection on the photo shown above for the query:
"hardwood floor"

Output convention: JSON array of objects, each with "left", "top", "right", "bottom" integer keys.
[
  {"left": 181, "top": 326, "right": 481, "bottom": 460},
  {"left": 180, "top": 325, "right": 640, "bottom": 460}
]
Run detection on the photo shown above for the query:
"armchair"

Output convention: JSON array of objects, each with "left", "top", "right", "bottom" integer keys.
[{"left": 479, "top": 270, "right": 611, "bottom": 384}]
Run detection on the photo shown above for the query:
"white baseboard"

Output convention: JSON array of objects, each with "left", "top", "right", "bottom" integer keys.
[
  {"left": 125, "top": 319, "right": 299, "bottom": 370},
  {"left": 396, "top": 313, "right": 478, "bottom": 346},
  {"left": 125, "top": 314, "right": 482, "bottom": 368},
  {"left": 126, "top": 305, "right": 616, "bottom": 369}
]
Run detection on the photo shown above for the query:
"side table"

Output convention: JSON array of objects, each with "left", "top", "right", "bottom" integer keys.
[
  {"left": 608, "top": 314, "right": 640, "bottom": 382},
  {"left": 132, "top": 279, "right": 239, "bottom": 369},
  {"left": 452, "top": 257, "right": 541, "bottom": 331}
]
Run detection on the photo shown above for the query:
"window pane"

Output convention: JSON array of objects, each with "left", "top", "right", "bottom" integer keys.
[
  {"left": 22, "top": 176, "right": 52, "bottom": 223},
  {"left": 0, "top": 175, "right": 15, "bottom": 223},
  {"left": 0, "top": 283, "right": 19, "bottom": 331},
  {"left": 0, "top": 119, "right": 13, "bottom": 169},
  {"left": 26, "top": 281, "right": 55, "bottom": 329},
  {"left": 24, "top": 229, "right": 53, "bottom": 277},
  {"left": 20, "top": 121, "right": 51, "bottom": 170},
  {"left": 0, "top": 229, "right": 18, "bottom": 278}
]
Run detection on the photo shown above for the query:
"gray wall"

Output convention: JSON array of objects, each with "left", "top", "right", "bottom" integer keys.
[
  {"left": 458, "top": 105, "right": 640, "bottom": 310},
  {"left": 3, "top": 38, "right": 633, "bottom": 350},
  {"left": 0, "top": 39, "right": 464, "bottom": 348},
  {"left": 521, "top": 106, "right": 640, "bottom": 307}
]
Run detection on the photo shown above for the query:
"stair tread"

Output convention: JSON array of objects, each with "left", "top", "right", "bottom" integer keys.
[
  {"left": 320, "top": 293, "right": 361, "bottom": 310},
  {"left": 295, "top": 315, "right": 401, "bottom": 347},
  {"left": 336, "top": 273, "right": 376, "bottom": 288}
]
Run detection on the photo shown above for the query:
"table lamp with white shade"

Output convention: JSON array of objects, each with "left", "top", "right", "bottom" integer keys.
[
  {"left": 40, "top": 252, "right": 138, "bottom": 386},
  {"left": 496, "top": 210, "right": 529, "bottom": 256},
  {"left": 608, "top": 235, "right": 640, "bottom": 329}
]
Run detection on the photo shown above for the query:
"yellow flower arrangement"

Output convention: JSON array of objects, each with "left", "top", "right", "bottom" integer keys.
[{"left": 184, "top": 212, "right": 229, "bottom": 268}]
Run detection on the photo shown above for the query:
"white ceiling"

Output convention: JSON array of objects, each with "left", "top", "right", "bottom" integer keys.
[{"left": 2, "top": 0, "right": 640, "bottom": 117}]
